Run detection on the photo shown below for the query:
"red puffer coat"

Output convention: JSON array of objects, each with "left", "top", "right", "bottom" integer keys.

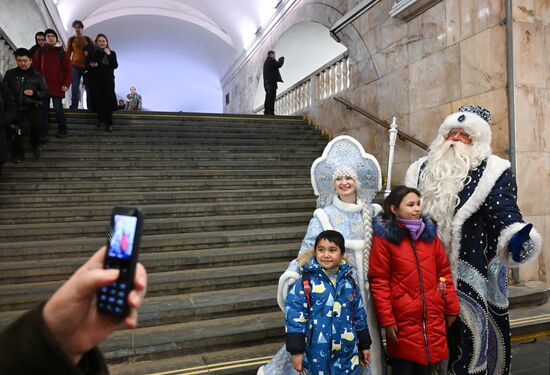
[
  {"left": 32, "top": 45, "right": 71, "bottom": 97},
  {"left": 369, "top": 216, "right": 460, "bottom": 365}
]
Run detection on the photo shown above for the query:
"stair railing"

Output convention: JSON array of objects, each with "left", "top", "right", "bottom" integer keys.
[
  {"left": 254, "top": 52, "right": 350, "bottom": 115},
  {"left": 0, "top": 26, "right": 16, "bottom": 77},
  {"left": 333, "top": 97, "right": 429, "bottom": 151}
]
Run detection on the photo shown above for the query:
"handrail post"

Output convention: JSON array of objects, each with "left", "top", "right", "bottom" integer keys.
[{"left": 385, "top": 116, "right": 399, "bottom": 197}]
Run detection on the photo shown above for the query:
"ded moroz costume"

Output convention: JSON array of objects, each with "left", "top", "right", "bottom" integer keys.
[{"left": 405, "top": 105, "right": 542, "bottom": 375}]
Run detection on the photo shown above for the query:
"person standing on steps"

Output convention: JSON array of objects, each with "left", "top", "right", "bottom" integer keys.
[
  {"left": 66, "top": 20, "right": 93, "bottom": 109},
  {"left": 32, "top": 28, "right": 71, "bottom": 139},
  {"left": 86, "top": 34, "right": 118, "bottom": 133},
  {"left": 262, "top": 50, "right": 284, "bottom": 116},
  {"left": 404, "top": 105, "right": 542, "bottom": 375},
  {"left": 4, "top": 48, "right": 49, "bottom": 160}
]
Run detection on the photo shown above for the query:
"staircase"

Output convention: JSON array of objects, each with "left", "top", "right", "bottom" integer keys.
[
  {"left": 1, "top": 110, "right": 549, "bottom": 374},
  {"left": 0, "top": 111, "right": 328, "bottom": 374}
]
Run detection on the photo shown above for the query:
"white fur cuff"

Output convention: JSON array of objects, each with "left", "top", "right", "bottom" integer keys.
[
  {"left": 277, "top": 271, "right": 300, "bottom": 312},
  {"left": 497, "top": 222, "right": 542, "bottom": 267}
]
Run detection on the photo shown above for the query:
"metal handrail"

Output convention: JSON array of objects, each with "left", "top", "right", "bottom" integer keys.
[{"left": 334, "top": 97, "right": 429, "bottom": 150}]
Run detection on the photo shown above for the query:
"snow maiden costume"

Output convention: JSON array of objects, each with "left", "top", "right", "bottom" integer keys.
[
  {"left": 259, "top": 135, "right": 386, "bottom": 375},
  {"left": 404, "top": 105, "right": 542, "bottom": 375}
]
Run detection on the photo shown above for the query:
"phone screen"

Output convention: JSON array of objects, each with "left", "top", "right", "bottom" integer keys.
[{"left": 108, "top": 214, "right": 138, "bottom": 259}]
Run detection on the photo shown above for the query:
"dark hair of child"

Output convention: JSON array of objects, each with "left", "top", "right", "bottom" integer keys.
[
  {"left": 314, "top": 230, "right": 346, "bottom": 254},
  {"left": 383, "top": 185, "right": 422, "bottom": 220}
]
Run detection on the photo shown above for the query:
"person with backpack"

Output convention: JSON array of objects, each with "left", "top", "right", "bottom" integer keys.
[
  {"left": 4, "top": 48, "right": 49, "bottom": 161},
  {"left": 66, "top": 20, "right": 93, "bottom": 109},
  {"left": 32, "top": 28, "right": 71, "bottom": 138},
  {"left": 286, "top": 230, "right": 372, "bottom": 374},
  {"left": 369, "top": 186, "right": 460, "bottom": 375}
]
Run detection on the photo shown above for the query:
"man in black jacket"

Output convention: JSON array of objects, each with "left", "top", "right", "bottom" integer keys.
[
  {"left": 263, "top": 50, "right": 284, "bottom": 115},
  {"left": 4, "top": 48, "right": 49, "bottom": 160},
  {"left": 0, "top": 78, "right": 17, "bottom": 176}
]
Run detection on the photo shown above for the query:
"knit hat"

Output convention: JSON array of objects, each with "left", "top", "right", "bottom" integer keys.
[
  {"left": 436, "top": 104, "right": 492, "bottom": 146},
  {"left": 44, "top": 28, "right": 58, "bottom": 40}
]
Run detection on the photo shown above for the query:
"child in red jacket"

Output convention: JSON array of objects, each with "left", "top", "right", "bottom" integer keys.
[{"left": 369, "top": 185, "right": 460, "bottom": 374}]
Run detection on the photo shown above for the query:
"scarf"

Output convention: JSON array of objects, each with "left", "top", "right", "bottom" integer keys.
[{"left": 397, "top": 218, "right": 425, "bottom": 240}]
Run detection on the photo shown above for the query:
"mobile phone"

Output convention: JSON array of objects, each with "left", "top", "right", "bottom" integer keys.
[{"left": 97, "top": 206, "right": 143, "bottom": 317}]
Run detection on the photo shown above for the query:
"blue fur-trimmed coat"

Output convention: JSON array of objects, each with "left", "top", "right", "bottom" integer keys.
[
  {"left": 369, "top": 216, "right": 460, "bottom": 365},
  {"left": 405, "top": 155, "right": 542, "bottom": 375},
  {"left": 286, "top": 252, "right": 372, "bottom": 375}
]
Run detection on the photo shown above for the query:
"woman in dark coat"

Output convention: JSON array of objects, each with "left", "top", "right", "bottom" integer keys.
[{"left": 87, "top": 33, "right": 118, "bottom": 132}]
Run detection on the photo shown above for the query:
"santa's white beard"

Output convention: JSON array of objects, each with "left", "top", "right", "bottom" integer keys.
[{"left": 419, "top": 140, "right": 480, "bottom": 249}]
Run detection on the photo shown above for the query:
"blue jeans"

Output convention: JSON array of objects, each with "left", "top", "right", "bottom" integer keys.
[
  {"left": 41, "top": 97, "right": 67, "bottom": 133},
  {"left": 71, "top": 65, "right": 86, "bottom": 108}
]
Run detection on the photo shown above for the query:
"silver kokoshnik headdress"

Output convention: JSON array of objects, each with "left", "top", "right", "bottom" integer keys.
[{"left": 311, "top": 135, "right": 382, "bottom": 208}]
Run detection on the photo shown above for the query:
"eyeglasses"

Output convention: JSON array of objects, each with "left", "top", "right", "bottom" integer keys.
[{"left": 446, "top": 129, "right": 471, "bottom": 140}]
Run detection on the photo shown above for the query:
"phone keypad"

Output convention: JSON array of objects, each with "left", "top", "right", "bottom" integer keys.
[{"left": 97, "top": 268, "right": 131, "bottom": 316}]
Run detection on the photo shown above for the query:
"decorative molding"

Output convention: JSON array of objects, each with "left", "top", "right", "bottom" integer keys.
[
  {"left": 389, "top": 0, "right": 443, "bottom": 21},
  {"left": 221, "top": 0, "right": 301, "bottom": 87},
  {"left": 330, "top": 0, "right": 380, "bottom": 42}
]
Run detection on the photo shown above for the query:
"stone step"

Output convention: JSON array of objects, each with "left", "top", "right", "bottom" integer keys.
[
  {"left": 16, "top": 150, "right": 320, "bottom": 162},
  {"left": 0, "top": 242, "right": 298, "bottom": 285},
  {"left": 4, "top": 159, "right": 313, "bottom": 171},
  {"left": 0, "top": 226, "right": 306, "bottom": 261},
  {"left": 0, "top": 167, "right": 311, "bottom": 181},
  {"left": 0, "top": 211, "right": 312, "bottom": 241},
  {"left": 100, "top": 310, "right": 284, "bottom": 363},
  {"left": 46, "top": 121, "right": 323, "bottom": 137},
  {"left": 36, "top": 143, "right": 324, "bottom": 153},
  {"left": 0, "top": 187, "right": 314, "bottom": 208},
  {"left": 109, "top": 342, "right": 281, "bottom": 375},
  {"left": 0, "top": 199, "right": 315, "bottom": 224},
  {"left": 0, "top": 262, "right": 288, "bottom": 312},
  {"left": 0, "top": 178, "right": 310, "bottom": 195},
  {"left": 44, "top": 132, "right": 323, "bottom": 144}
]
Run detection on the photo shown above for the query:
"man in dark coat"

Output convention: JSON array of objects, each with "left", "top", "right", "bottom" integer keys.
[
  {"left": 405, "top": 105, "right": 541, "bottom": 375},
  {"left": 4, "top": 48, "right": 49, "bottom": 160},
  {"left": 0, "top": 78, "right": 17, "bottom": 176},
  {"left": 262, "top": 50, "right": 284, "bottom": 115}
]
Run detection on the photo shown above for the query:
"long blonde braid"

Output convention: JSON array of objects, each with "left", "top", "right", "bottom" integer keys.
[{"left": 361, "top": 201, "right": 374, "bottom": 291}]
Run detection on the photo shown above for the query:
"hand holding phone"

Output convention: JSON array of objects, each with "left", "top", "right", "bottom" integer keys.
[{"left": 97, "top": 207, "right": 143, "bottom": 317}]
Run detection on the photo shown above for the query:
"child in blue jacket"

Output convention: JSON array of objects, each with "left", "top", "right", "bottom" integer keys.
[{"left": 286, "top": 230, "right": 372, "bottom": 374}]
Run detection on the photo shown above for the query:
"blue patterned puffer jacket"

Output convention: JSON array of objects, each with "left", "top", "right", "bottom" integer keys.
[{"left": 285, "top": 253, "right": 372, "bottom": 374}]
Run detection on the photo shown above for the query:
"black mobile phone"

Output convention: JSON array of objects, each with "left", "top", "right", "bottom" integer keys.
[{"left": 97, "top": 206, "right": 143, "bottom": 317}]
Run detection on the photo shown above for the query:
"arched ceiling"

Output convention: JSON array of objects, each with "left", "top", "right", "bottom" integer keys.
[{"left": 53, "top": 0, "right": 281, "bottom": 112}]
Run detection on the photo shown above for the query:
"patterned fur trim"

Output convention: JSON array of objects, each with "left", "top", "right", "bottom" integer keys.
[
  {"left": 497, "top": 222, "right": 542, "bottom": 267},
  {"left": 449, "top": 155, "right": 510, "bottom": 272},
  {"left": 373, "top": 215, "right": 438, "bottom": 244}
]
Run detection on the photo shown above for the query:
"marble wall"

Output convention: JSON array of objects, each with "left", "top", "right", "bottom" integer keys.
[
  {"left": 222, "top": 0, "right": 549, "bottom": 283},
  {"left": 510, "top": 0, "right": 550, "bottom": 282}
]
